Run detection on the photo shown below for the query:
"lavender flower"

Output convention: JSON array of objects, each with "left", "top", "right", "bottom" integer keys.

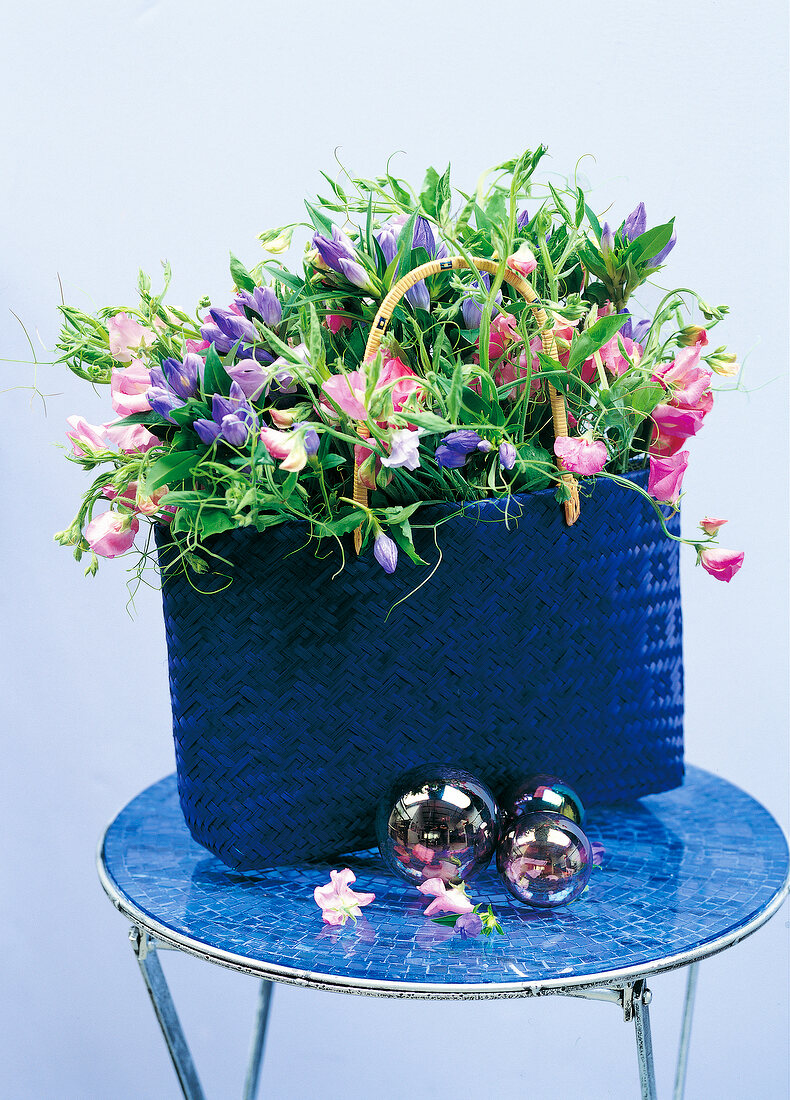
[
  {"left": 374, "top": 224, "right": 399, "bottom": 266},
  {"left": 622, "top": 202, "right": 647, "bottom": 243},
  {"left": 516, "top": 207, "right": 530, "bottom": 231},
  {"left": 373, "top": 532, "right": 398, "bottom": 574},
  {"left": 649, "top": 228, "right": 676, "bottom": 267},
  {"left": 295, "top": 422, "right": 320, "bottom": 456},
  {"left": 499, "top": 441, "right": 517, "bottom": 470}
]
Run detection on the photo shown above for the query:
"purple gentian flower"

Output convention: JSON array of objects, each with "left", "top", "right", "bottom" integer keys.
[
  {"left": 622, "top": 202, "right": 647, "bottom": 243},
  {"left": 199, "top": 322, "right": 236, "bottom": 355},
  {"left": 147, "top": 386, "right": 185, "bottom": 423},
  {"left": 632, "top": 318, "right": 651, "bottom": 344},
  {"left": 477, "top": 439, "right": 493, "bottom": 453},
  {"left": 649, "top": 228, "right": 676, "bottom": 267},
  {"left": 601, "top": 222, "right": 615, "bottom": 256},
  {"left": 313, "top": 227, "right": 375, "bottom": 292},
  {"left": 461, "top": 274, "right": 502, "bottom": 329},
  {"left": 161, "top": 354, "right": 200, "bottom": 400},
  {"left": 373, "top": 532, "right": 398, "bottom": 574},
  {"left": 209, "top": 308, "right": 259, "bottom": 345},
  {"left": 516, "top": 208, "right": 530, "bottom": 231},
  {"left": 499, "top": 441, "right": 517, "bottom": 470},
  {"left": 193, "top": 381, "right": 258, "bottom": 446},
  {"left": 374, "top": 224, "right": 399, "bottom": 266},
  {"left": 455, "top": 912, "right": 483, "bottom": 939},
  {"left": 435, "top": 430, "right": 483, "bottom": 469},
  {"left": 236, "top": 286, "right": 282, "bottom": 327}
]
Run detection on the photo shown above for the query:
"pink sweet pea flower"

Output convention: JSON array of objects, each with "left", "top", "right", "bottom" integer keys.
[
  {"left": 326, "top": 313, "right": 353, "bottom": 334},
  {"left": 102, "top": 420, "right": 159, "bottom": 453},
  {"left": 507, "top": 243, "right": 538, "bottom": 278},
  {"left": 485, "top": 314, "right": 521, "bottom": 362},
  {"left": 83, "top": 511, "right": 139, "bottom": 558},
  {"left": 321, "top": 371, "right": 369, "bottom": 419},
  {"left": 700, "top": 516, "right": 727, "bottom": 536},
  {"left": 110, "top": 360, "right": 153, "bottom": 416},
  {"left": 102, "top": 482, "right": 169, "bottom": 515},
  {"left": 378, "top": 354, "right": 423, "bottom": 413},
  {"left": 259, "top": 425, "right": 308, "bottom": 472},
  {"left": 185, "top": 337, "right": 210, "bottom": 355},
  {"left": 418, "top": 879, "right": 474, "bottom": 918},
  {"left": 553, "top": 433, "right": 609, "bottom": 475},
  {"left": 598, "top": 334, "right": 643, "bottom": 376},
  {"left": 313, "top": 868, "right": 375, "bottom": 926},
  {"left": 699, "top": 547, "right": 744, "bottom": 582},
  {"left": 66, "top": 415, "right": 109, "bottom": 455},
  {"left": 648, "top": 450, "right": 689, "bottom": 504},
  {"left": 655, "top": 345, "right": 713, "bottom": 409},
  {"left": 107, "top": 313, "right": 155, "bottom": 363}
]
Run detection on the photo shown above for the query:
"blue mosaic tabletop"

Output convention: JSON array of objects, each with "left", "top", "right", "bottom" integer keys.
[{"left": 99, "top": 767, "right": 789, "bottom": 997}]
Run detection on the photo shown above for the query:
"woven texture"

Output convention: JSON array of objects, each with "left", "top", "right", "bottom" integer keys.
[{"left": 156, "top": 468, "right": 683, "bottom": 870}]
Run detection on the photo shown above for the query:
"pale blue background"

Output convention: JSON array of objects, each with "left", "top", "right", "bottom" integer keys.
[{"left": 2, "top": 1, "right": 788, "bottom": 1097}]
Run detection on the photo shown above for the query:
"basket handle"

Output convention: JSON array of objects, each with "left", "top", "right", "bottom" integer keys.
[{"left": 352, "top": 256, "right": 580, "bottom": 551}]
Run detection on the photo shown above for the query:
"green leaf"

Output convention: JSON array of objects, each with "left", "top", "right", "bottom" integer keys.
[
  {"left": 447, "top": 355, "right": 464, "bottom": 421},
  {"left": 110, "top": 411, "right": 162, "bottom": 427},
  {"left": 304, "top": 201, "right": 335, "bottom": 237},
  {"left": 548, "top": 182, "right": 572, "bottom": 226},
  {"left": 400, "top": 410, "right": 453, "bottom": 433},
  {"left": 575, "top": 188, "right": 585, "bottom": 228},
  {"left": 628, "top": 382, "right": 664, "bottom": 414},
  {"left": 379, "top": 502, "right": 422, "bottom": 525},
  {"left": 202, "top": 343, "right": 231, "bottom": 398},
  {"left": 322, "top": 510, "right": 365, "bottom": 536},
  {"left": 624, "top": 219, "right": 675, "bottom": 265},
  {"left": 229, "top": 251, "right": 255, "bottom": 292},
  {"left": 460, "top": 386, "right": 492, "bottom": 420},
  {"left": 420, "top": 166, "right": 440, "bottom": 220},
  {"left": 566, "top": 315, "right": 629, "bottom": 373},
  {"left": 143, "top": 450, "right": 203, "bottom": 492},
  {"left": 585, "top": 203, "right": 602, "bottom": 240},
  {"left": 197, "top": 511, "right": 237, "bottom": 537},
  {"left": 157, "top": 489, "right": 216, "bottom": 508},
  {"left": 308, "top": 303, "right": 327, "bottom": 378},
  {"left": 389, "top": 521, "right": 427, "bottom": 565},
  {"left": 319, "top": 171, "right": 347, "bottom": 203},
  {"left": 387, "top": 174, "right": 411, "bottom": 207}
]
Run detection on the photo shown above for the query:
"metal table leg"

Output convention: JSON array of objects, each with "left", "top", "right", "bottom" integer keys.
[
  {"left": 242, "top": 981, "right": 274, "bottom": 1100},
  {"left": 630, "top": 979, "right": 658, "bottom": 1100},
  {"left": 673, "top": 962, "right": 700, "bottom": 1100},
  {"left": 129, "top": 925, "right": 207, "bottom": 1100}
]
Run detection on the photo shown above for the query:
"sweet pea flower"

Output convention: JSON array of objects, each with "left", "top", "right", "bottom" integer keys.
[
  {"left": 326, "top": 313, "right": 353, "bottom": 334},
  {"left": 648, "top": 450, "right": 689, "bottom": 505},
  {"left": 313, "top": 868, "right": 375, "bottom": 926},
  {"left": 373, "top": 532, "right": 398, "bottom": 574},
  {"left": 598, "top": 333, "right": 643, "bottom": 376},
  {"left": 259, "top": 425, "right": 309, "bottom": 472},
  {"left": 507, "top": 242, "right": 538, "bottom": 278},
  {"left": 378, "top": 354, "right": 423, "bottom": 414},
  {"left": 699, "top": 547, "right": 744, "bottom": 582},
  {"left": 66, "top": 416, "right": 157, "bottom": 455},
  {"left": 321, "top": 371, "right": 369, "bottom": 419},
  {"left": 380, "top": 428, "right": 423, "bottom": 471},
  {"left": 418, "top": 879, "right": 474, "bottom": 917},
  {"left": 83, "top": 511, "right": 139, "bottom": 558},
  {"left": 622, "top": 202, "right": 647, "bottom": 243},
  {"left": 107, "top": 313, "right": 155, "bottom": 363},
  {"left": 110, "top": 361, "right": 152, "bottom": 416},
  {"left": 553, "top": 433, "right": 609, "bottom": 475},
  {"left": 700, "top": 517, "right": 727, "bottom": 536}
]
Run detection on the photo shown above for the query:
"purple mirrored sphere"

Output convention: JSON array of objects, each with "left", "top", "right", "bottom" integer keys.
[
  {"left": 497, "top": 810, "right": 592, "bottom": 907},
  {"left": 376, "top": 764, "right": 501, "bottom": 886},
  {"left": 505, "top": 773, "right": 585, "bottom": 827}
]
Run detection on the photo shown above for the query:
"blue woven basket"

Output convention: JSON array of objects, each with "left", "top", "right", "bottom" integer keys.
[{"left": 156, "top": 467, "right": 683, "bottom": 870}]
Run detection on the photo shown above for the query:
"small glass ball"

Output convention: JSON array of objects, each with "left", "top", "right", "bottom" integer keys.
[
  {"left": 505, "top": 773, "right": 585, "bottom": 827},
  {"left": 497, "top": 810, "right": 592, "bottom": 907},
  {"left": 376, "top": 764, "right": 500, "bottom": 886}
]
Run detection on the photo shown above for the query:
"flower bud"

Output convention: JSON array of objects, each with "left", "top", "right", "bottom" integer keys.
[
  {"left": 677, "top": 326, "right": 708, "bottom": 348},
  {"left": 257, "top": 226, "right": 293, "bottom": 254},
  {"left": 373, "top": 532, "right": 399, "bottom": 574}
]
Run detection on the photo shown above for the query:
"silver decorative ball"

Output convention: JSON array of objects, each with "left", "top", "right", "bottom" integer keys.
[
  {"left": 497, "top": 810, "right": 592, "bottom": 907},
  {"left": 505, "top": 773, "right": 586, "bottom": 827},
  {"left": 376, "top": 764, "right": 500, "bottom": 886}
]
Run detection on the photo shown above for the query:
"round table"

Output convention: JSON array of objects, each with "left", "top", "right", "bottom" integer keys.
[{"left": 98, "top": 766, "right": 789, "bottom": 1100}]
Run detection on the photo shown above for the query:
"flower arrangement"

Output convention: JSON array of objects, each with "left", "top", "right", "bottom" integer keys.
[{"left": 55, "top": 146, "right": 743, "bottom": 583}]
